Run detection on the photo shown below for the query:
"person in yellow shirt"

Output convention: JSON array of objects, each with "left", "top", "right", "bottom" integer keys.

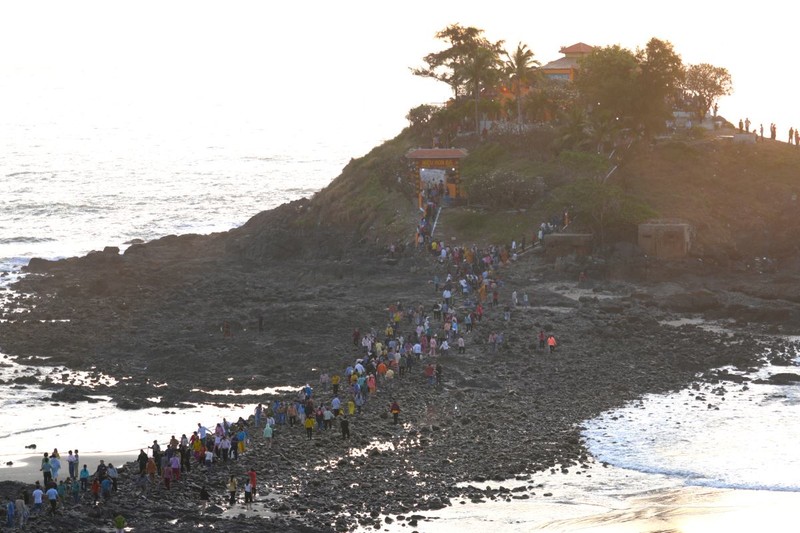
[
  {"left": 304, "top": 416, "right": 315, "bottom": 440},
  {"left": 331, "top": 374, "right": 341, "bottom": 396}
]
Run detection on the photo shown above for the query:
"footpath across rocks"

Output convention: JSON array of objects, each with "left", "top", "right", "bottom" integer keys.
[{"left": 0, "top": 242, "right": 796, "bottom": 532}]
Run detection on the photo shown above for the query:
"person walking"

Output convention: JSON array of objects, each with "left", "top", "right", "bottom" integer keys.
[
  {"left": 113, "top": 515, "right": 127, "bottom": 533},
  {"left": 547, "top": 334, "right": 557, "bottom": 353},
  {"left": 14, "top": 495, "right": 28, "bottom": 528},
  {"left": 227, "top": 475, "right": 237, "bottom": 506},
  {"left": 45, "top": 485, "right": 59, "bottom": 515},
  {"left": 304, "top": 416, "right": 314, "bottom": 440},
  {"left": 262, "top": 423, "right": 273, "bottom": 448},
  {"left": 6, "top": 497, "right": 14, "bottom": 528},
  {"left": 243, "top": 480, "right": 253, "bottom": 509},
  {"left": 390, "top": 401, "right": 401, "bottom": 425}
]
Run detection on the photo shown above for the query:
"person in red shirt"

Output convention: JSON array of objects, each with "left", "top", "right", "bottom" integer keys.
[
  {"left": 424, "top": 363, "right": 435, "bottom": 385},
  {"left": 248, "top": 468, "right": 257, "bottom": 499},
  {"left": 91, "top": 478, "right": 100, "bottom": 504}
]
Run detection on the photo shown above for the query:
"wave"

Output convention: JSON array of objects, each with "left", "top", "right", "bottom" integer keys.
[
  {"left": 0, "top": 421, "right": 75, "bottom": 439},
  {"left": 5, "top": 171, "right": 39, "bottom": 178},
  {"left": 0, "top": 257, "right": 33, "bottom": 267},
  {"left": 0, "top": 236, "right": 56, "bottom": 245},
  {"left": 689, "top": 478, "right": 800, "bottom": 493}
]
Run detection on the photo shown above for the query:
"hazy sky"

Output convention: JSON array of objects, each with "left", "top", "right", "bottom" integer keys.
[{"left": 1, "top": 1, "right": 796, "bottom": 150}]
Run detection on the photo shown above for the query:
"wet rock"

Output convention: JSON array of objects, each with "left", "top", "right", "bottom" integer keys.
[{"left": 762, "top": 373, "right": 800, "bottom": 385}]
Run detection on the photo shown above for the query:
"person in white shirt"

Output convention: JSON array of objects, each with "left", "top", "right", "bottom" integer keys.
[
  {"left": 67, "top": 451, "right": 78, "bottom": 479},
  {"left": 32, "top": 485, "right": 43, "bottom": 514}
]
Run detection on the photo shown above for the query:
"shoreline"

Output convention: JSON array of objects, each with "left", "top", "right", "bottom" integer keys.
[
  {"left": 0, "top": 453, "right": 134, "bottom": 484},
  {"left": 365, "top": 464, "right": 800, "bottom": 533}
]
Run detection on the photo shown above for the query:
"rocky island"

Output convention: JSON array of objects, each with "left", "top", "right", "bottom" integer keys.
[{"left": 2, "top": 124, "right": 800, "bottom": 532}]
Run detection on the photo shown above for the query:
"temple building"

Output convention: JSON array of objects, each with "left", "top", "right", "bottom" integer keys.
[
  {"left": 405, "top": 148, "right": 469, "bottom": 208},
  {"left": 540, "top": 42, "right": 594, "bottom": 81}
]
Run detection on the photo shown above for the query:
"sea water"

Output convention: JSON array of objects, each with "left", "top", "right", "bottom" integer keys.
[
  {"left": 0, "top": 116, "right": 374, "bottom": 478},
  {"left": 363, "top": 332, "right": 800, "bottom": 532},
  {"left": 582, "top": 350, "right": 800, "bottom": 493},
  {"left": 0, "top": 120, "right": 370, "bottom": 270}
]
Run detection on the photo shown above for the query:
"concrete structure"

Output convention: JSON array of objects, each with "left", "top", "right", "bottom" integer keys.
[
  {"left": 542, "top": 233, "right": 593, "bottom": 259},
  {"left": 732, "top": 132, "right": 757, "bottom": 144},
  {"left": 638, "top": 221, "right": 693, "bottom": 259}
]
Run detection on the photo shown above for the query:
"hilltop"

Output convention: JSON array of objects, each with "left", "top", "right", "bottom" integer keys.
[{"left": 238, "top": 121, "right": 800, "bottom": 267}]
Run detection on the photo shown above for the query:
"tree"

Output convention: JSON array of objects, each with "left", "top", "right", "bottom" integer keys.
[
  {"left": 412, "top": 24, "right": 503, "bottom": 100},
  {"left": 683, "top": 63, "right": 733, "bottom": 120},
  {"left": 555, "top": 106, "right": 590, "bottom": 151},
  {"left": 575, "top": 45, "right": 640, "bottom": 126},
  {"left": 502, "top": 42, "right": 540, "bottom": 128},
  {"left": 636, "top": 38, "right": 684, "bottom": 135},
  {"left": 459, "top": 44, "right": 504, "bottom": 134},
  {"left": 586, "top": 112, "right": 622, "bottom": 155},
  {"left": 406, "top": 104, "right": 439, "bottom": 129},
  {"left": 550, "top": 179, "right": 657, "bottom": 247},
  {"left": 525, "top": 77, "right": 578, "bottom": 123}
]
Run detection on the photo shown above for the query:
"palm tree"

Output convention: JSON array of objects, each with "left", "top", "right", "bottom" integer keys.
[
  {"left": 457, "top": 44, "right": 503, "bottom": 135},
  {"left": 586, "top": 112, "right": 621, "bottom": 155},
  {"left": 556, "top": 106, "right": 590, "bottom": 150},
  {"left": 503, "top": 43, "right": 540, "bottom": 129}
]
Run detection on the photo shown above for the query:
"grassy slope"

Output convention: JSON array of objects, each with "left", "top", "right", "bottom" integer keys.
[
  {"left": 619, "top": 131, "right": 800, "bottom": 259},
  {"left": 276, "top": 124, "right": 800, "bottom": 262}
]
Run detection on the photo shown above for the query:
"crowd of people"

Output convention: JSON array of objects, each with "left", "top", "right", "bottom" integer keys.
[
  {"left": 4, "top": 448, "right": 124, "bottom": 527},
  {"left": 9, "top": 231, "right": 563, "bottom": 529},
  {"left": 739, "top": 119, "right": 800, "bottom": 145}
]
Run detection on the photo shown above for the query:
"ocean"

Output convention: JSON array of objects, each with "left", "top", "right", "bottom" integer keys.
[
  {"left": 0, "top": 115, "right": 378, "bottom": 474},
  {"left": 2, "top": 114, "right": 800, "bottom": 531}
]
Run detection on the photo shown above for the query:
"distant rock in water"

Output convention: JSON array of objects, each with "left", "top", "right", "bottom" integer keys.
[{"left": 760, "top": 373, "right": 800, "bottom": 386}]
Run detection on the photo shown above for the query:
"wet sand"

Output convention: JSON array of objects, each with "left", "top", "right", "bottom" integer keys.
[
  {"left": 0, "top": 453, "right": 133, "bottom": 484},
  {"left": 369, "top": 464, "right": 800, "bottom": 533}
]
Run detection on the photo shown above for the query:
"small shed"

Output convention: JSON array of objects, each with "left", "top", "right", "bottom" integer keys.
[{"left": 638, "top": 220, "right": 692, "bottom": 259}]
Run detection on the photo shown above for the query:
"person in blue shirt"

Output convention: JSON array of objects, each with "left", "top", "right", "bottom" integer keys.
[
  {"left": 6, "top": 497, "right": 14, "bottom": 527},
  {"left": 79, "top": 465, "right": 90, "bottom": 491},
  {"left": 45, "top": 486, "right": 58, "bottom": 515},
  {"left": 50, "top": 456, "right": 62, "bottom": 482},
  {"left": 71, "top": 478, "right": 81, "bottom": 503},
  {"left": 101, "top": 477, "right": 113, "bottom": 501},
  {"left": 236, "top": 427, "right": 247, "bottom": 455}
]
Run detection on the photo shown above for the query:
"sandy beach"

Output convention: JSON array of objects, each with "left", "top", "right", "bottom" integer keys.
[
  {"left": 0, "top": 453, "right": 135, "bottom": 484},
  {"left": 367, "top": 464, "right": 800, "bottom": 533}
]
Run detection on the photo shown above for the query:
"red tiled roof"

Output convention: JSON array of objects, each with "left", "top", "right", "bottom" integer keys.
[
  {"left": 406, "top": 148, "right": 468, "bottom": 159},
  {"left": 559, "top": 42, "right": 594, "bottom": 54}
]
